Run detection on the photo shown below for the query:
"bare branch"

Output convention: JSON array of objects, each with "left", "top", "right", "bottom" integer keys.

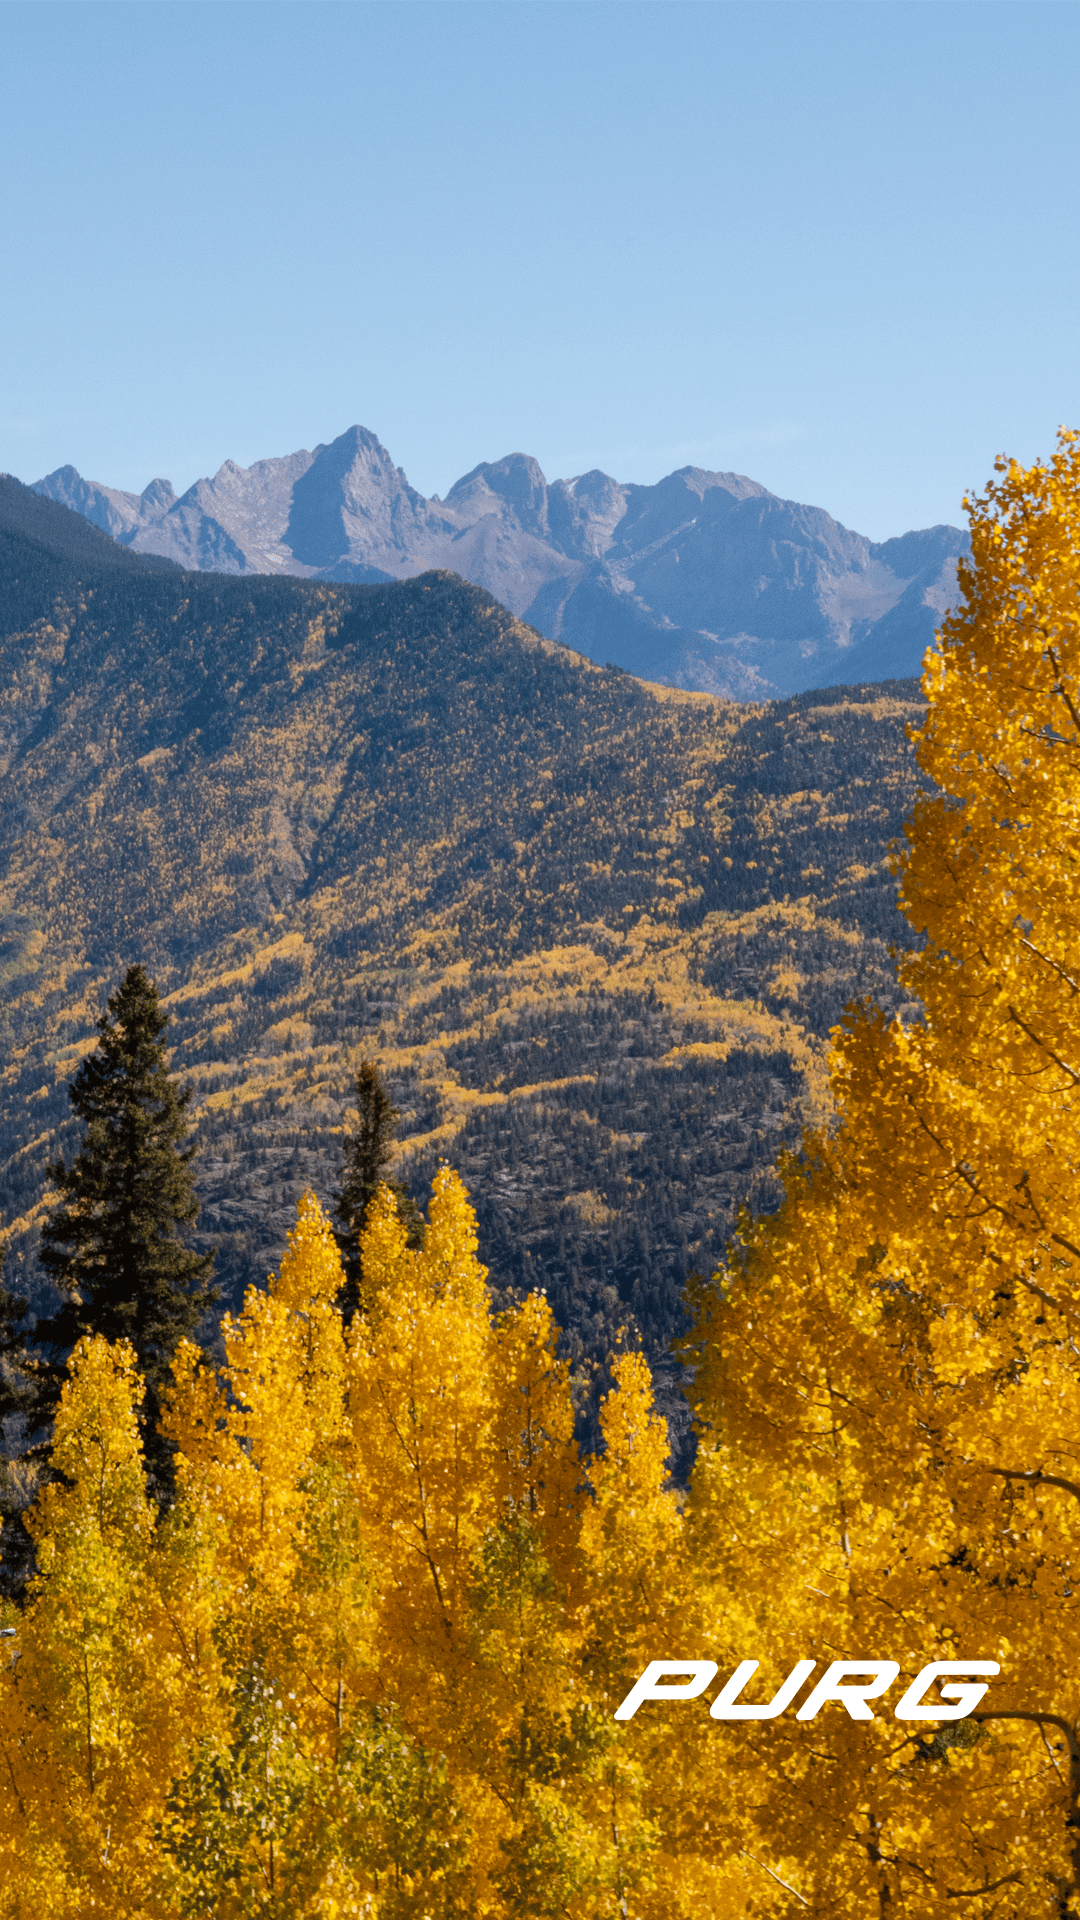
[
  {"left": 1050, "top": 1232, "right": 1080, "bottom": 1263},
  {"left": 978, "top": 1465, "right": 1080, "bottom": 1505},
  {"left": 1007, "top": 1004, "right": 1080, "bottom": 1087},
  {"left": 1044, "top": 644, "right": 1080, "bottom": 741},
  {"left": 1017, "top": 1273, "right": 1074, "bottom": 1317},
  {"left": 945, "top": 1872, "right": 1023, "bottom": 1899},
  {"left": 973, "top": 1709, "right": 1080, "bottom": 1771},
  {"left": 1038, "top": 1719, "right": 1067, "bottom": 1790},
  {"left": 1019, "top": 937, "right": 1080, "bottom": 999},
  {"left": 738, "top": 1851, "right": 810, "bottom": 1907}
]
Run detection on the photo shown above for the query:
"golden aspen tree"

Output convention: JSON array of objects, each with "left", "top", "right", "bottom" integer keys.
[
  {"left": 163, "top": 1176, "right": 508, "bottom": 1917},
  {"left": 469, "top": 1289, "right": 590, "bottom": 1916},
  {"left": 580, "top": 1355, "right": 762, "bottom": 1920},
  {"left": 343, "top": 1171, "right": 692, "bottom": 1916},
  {"left": 0, "top": 1336, "right": 172, "bottom": 1917},
  {"left": 158, "top": 1187, "right": 382, "bottom": 1918},
  {"left": 679, "top": 432, "right": 1080, "bottom": 1914},
  {"left": 680, "top": 1167, "right": 1018, "bottom": 1916},
  {"left": 346, "top": 1167, "right": 496, "bottom": 1710},
  {"left": 550, "top": 1352, "right": 679, "bottom": 1920},
  {"left": 343, "top": 1168, "right": 543, "bottom": 1913}
]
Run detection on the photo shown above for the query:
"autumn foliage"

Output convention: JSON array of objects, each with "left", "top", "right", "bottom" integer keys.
[
  {"left": 6, "top": 433, "right": 1080, "bottom": 1913},
  {"left": 678, "top": 429, "right": 1080, "bottom": 1913},
  {"left": 0, "top": 1175, "right": 686, "bottom": 1916}
]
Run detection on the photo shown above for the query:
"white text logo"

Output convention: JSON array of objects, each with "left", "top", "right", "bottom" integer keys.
[{"left": 613, "top": 1659, "right": 1000, "bottom": 1722}]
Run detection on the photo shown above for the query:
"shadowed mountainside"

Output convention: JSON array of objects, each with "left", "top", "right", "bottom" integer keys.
[
  {"left": 0, "top": 478, "right": 927, "bottom": 1450},
  {"left": 30, "top": 426, "right": 967, "bottom": 700}
]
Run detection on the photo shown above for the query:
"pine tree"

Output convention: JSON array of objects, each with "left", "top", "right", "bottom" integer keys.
[
  {"left": 0, "top": 1244, "right": 31, "bottom": 1434},
  {"left": 36, "top": 965, "right": 216, "bottom": 1472},
  {"left": 333, "top": 1055, "right": 422, "bottom": 1322},
  {"left": 0, "top": 1241, "right": 41, "bottom": 1602}
]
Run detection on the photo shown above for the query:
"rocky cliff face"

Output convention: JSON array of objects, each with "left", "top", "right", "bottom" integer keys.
[{"left": 32, "top": 426, "right": 967, "bottom": 698}]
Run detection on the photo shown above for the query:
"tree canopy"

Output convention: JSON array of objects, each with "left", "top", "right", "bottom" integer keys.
[{"left": 675, "top": 427, "right": 1080, "bottom": 1910}]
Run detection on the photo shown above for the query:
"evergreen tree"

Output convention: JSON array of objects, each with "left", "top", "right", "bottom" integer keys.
[
  {"left": 333, "top": 1056, "right": 422, "bottom": 1322},
  {"left": 0, "top": 1244, "right": 32, "bottom": 1434},
  {"left": 36, "top": 966, "right": 216, "bottom": 1471},
  {"left": 0, "top": 1241, "right": 41, "bottom": 1601}
]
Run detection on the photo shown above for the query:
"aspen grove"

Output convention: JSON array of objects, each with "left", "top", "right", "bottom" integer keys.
[{"left": 4, "top": 434, "right": 1080, "bottom": 1915}]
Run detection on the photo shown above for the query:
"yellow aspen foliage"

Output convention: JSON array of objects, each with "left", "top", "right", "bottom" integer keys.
[
  {"left": 157, "top": 1189, "right": 376, "bottom": 1918},
  {"left": 157, "top": 1173, "right": 672, "bottom": 1917},
  {"left": 566, "top": 1354, "right": 683, "bottom": 1919},
  {"left": 346, "top": 1169, "right": 497, "bottom": 1703},
  {"left": 678, "top": 431, "right": 1080, "bottom": 1913},
  {"left": 0, "top": 1337, "right": 168, "bottom": 1916},
  {"left": 475, "top": 1317, "right": 589, "bottom": 1914},
  {"left": 489, "top": 1286, "right": 580, "bottom": 1559},
  {"left": 343, "top": 1169, "right": 596, "bottom": 1914},
  {"left": 480, "top": 1288, "right": 582, "bottom": 1757},
  {"left": 580, "top": 1352, "right": 681, "bottom": 1688}
]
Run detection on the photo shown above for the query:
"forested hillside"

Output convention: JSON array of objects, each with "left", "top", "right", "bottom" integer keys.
[{"left": 0, "top": 481, "right": 925, "bottom": 1441}]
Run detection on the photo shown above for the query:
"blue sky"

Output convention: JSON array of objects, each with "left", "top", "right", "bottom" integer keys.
[{"left": 3, "top": 0, "right": 1079, "bottom": 541}]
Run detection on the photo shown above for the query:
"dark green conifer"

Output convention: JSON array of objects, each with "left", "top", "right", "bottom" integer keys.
[
  {"left": 37, "top": 965, "right": 216, "bottom": 1475},
  {"left": 0, "top": 1242, "right": 43, "bottom": 1601},
  {"left": 333, "top": 1056, "right": 423, "bottom": 1323},
  {"left": 0, "top": 1244, "right": 32, "bottom": 1432}
]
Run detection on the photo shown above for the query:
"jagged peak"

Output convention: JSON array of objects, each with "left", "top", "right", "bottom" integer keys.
[
  {"left": 446, "top": 450, "right": 548, "bottom": 500},
  {"left": 140, "top": 477, "right": 176, "bottom": 511}
]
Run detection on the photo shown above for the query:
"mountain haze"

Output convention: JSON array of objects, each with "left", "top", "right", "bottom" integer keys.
[{"left": 32, "top": 426, "right": 967, "bottom": 700}]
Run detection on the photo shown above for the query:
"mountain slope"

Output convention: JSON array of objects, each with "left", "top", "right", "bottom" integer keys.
[
  {"left": 0, "top": 480, "right": 925, "bottom": 1448},
  {"left": 31, "top": 428, "right": 967, "bottom": 700}
]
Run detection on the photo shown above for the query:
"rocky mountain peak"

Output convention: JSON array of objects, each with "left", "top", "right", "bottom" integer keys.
[
  {"left": 30, "top": 427, "right": 968, "bottom": 698},
  {"left": 446, "top": 452, "right": 551, "bottom": 539},
  {"left": 140, "top": 477, "right": 176, "bottom": 511}
]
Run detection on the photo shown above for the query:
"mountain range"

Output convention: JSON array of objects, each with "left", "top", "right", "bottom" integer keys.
[
  {"left": 30, "top": 426, "right": 967, "bottom": 700},
  {"left": 0, "top": 474, "right": 924, "bottom": 1455}
]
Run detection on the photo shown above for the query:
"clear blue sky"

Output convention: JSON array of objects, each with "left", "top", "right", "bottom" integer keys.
[{"left": 3, "top": 0, "right": 1079, "bottom": 541}]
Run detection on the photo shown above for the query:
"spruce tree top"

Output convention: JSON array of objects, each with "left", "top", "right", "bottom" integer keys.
[
  {"left": 0, "top": 1242, "right": 32, "bottom": 1430},
  {"left": 334, "top": 1056, "right": 423, "bottom": 1323},
  {"left": 39, "top": 964, "right": 216, "bottom": 1394}
]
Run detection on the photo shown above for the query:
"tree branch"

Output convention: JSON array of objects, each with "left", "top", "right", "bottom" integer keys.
[
  {"left": 973, "top": 1709, "right": 1080, "bottom": 1771},
  {"left": 1007, "top": 1004, "right": 1080, "bottom": 1087},
  {"left": 1044, "top": 644, "right": 1080, "bottom": 741},
  {"left": 945, "top": 1873, "right": 1023, "bottom": 1899},
  {"left": 738, "top": 1851, "right": 810, "bottom": 1907},
  {"left": 1019, "top": 937, "right": 1080, "bottom": 999},
  {"left": 978, "top": 1465, "right": 1080, "bottom": 1505}
]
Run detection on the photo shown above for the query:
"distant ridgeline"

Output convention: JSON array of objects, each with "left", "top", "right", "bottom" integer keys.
[
  {"left": 30, "top": 424, "right": 968, "bottom": 700},
  {"left": 0, "top": 476, "right": 925, "bottom": 1451}
]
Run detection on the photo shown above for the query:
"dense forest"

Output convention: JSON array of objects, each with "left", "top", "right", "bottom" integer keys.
[{"left": 0, "top": 477, "right": 925, "bottom": 1444}]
